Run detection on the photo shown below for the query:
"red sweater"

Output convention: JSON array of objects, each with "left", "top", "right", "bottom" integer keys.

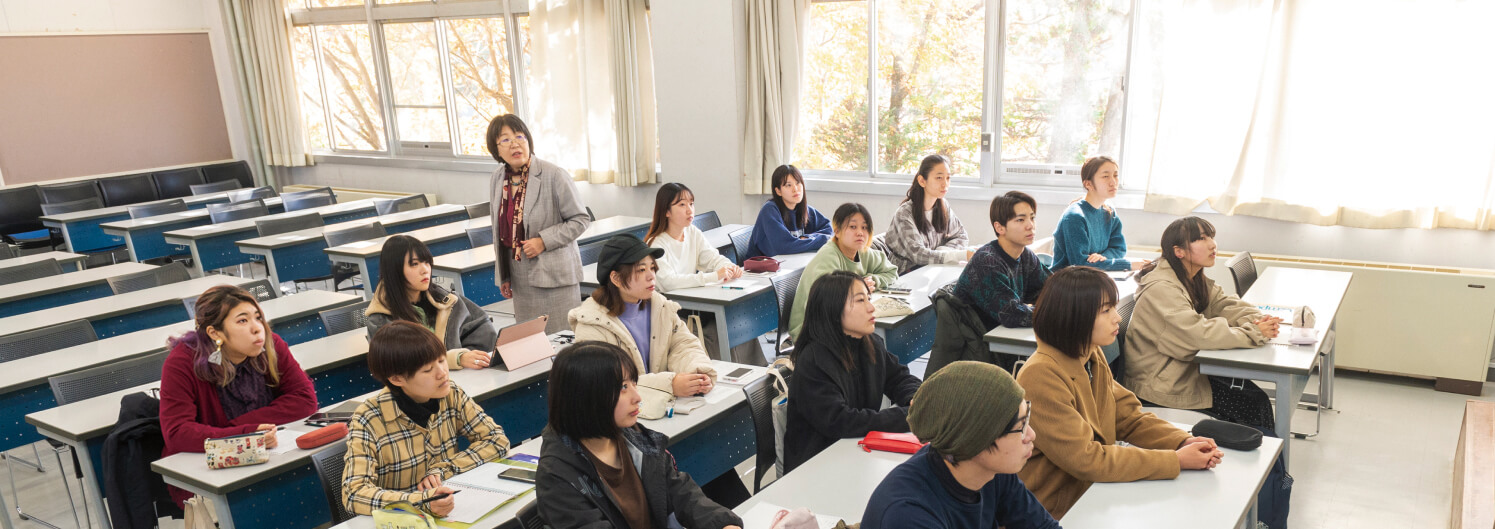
[{"left": 159, "top": 333, "right": 319, "bottom": 504}]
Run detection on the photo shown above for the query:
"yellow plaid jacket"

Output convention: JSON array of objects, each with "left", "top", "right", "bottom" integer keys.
[{"left": 340, "top": 383, "right": 510, "bottom": 515}]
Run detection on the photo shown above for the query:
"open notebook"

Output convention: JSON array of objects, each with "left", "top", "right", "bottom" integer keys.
[{"left": 440, "top": 461, "right": 537, "bottom": 523}]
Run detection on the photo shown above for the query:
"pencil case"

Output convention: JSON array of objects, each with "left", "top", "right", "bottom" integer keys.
[
  {"left": 204, "top": 431, "right": 268, "bottom": 469},
  {"left": 1191, "top": 419, "right": 1262, "bottom": 451},
  {"left": 858, "top": 431, "right": 926, "bottom": 454},
  {"left": 297, "top": 423, "right": 349, "bottom": 450}
]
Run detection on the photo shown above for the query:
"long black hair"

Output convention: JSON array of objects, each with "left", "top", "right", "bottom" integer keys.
[
  {"left": 904, "top": 154, "right": 951, "bottom": 235},
  {"left": 793, "top": 270, "right": 876, "bottom": 371},
  {"left": 1138, "top": 216, "right": 1216, "bottom": 313},
  {"left": 377, "top": 235, "right": 436, "bottom": 325},
  {"left": 770, "top": 165, "right": 809, "bottom": 231},
  {"left": 548, "top": 341, "right": 641, "bottom": 440},
  {"left": 645, "top": 183, "right": 691, "bottom": 245}
]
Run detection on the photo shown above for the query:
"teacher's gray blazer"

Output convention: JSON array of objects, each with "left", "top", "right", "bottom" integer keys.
[{"left": 489, "top": 157, "right": 591, "bottom": 288}]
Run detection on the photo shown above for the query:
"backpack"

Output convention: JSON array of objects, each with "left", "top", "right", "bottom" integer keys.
[{"left": 103, "top": 392, "right": 182, "bottom": 528}]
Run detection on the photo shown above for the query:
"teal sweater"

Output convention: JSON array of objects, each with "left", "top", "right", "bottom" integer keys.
[
  {"left": 788, "top": 242, "right": 899, "bottom": 338},
  {"left": 1050, "top": 200, "right": 1130, "bottom": 271}
]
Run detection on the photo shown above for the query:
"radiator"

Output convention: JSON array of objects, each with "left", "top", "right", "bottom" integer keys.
[
  {"left": 1250, "top": 256, "right": 1495, "bottom": 394},
  {"left": 282, "top": 184, "right": 438, "bottom": 207}
]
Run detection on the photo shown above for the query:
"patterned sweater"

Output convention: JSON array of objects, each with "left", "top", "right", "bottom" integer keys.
[
  {"left": 884, "top": 200, "right": 969, "bottom": 273},
  {"left": 953, "top": 241, "right": 1050, "bottom": 330}
]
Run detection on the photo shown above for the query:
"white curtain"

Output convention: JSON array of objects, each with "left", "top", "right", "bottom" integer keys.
[
  {"left": 1132, "top": 0, "right": 1495, "bottom": 230},
  {"left": 741, "top": 0, "right": 809, "bottom": 195},
  {"left": 226, "top": 0, "right": 311, "bottom": 171},
  {"left": 530, "top": 0, "right": 657, "bottom": 186}
]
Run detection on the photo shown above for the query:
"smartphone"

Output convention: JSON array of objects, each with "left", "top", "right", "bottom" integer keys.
[
  {"left": 719, "top": 367, "right": 754, "bottom": 384},
  {"left": 881, "top": 287, "right": 913, "bottom": 295},
  {"left": 304, "top": 412, "right": 353, "bottom": 426},
  {"left": 498, "top": 467, "right": 537, "bottom": 484}
]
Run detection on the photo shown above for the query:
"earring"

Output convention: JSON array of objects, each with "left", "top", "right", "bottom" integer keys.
[{"left": 208, "top": 339, "right": 223, "bottom": 366}]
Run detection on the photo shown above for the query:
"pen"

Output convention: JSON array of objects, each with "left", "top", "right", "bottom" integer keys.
[
  {"left": 416, "top": 490, "right": 461, "bottom": 506},
  {"left": 720, "top": 286, "right": 744, "bottom": 290}
]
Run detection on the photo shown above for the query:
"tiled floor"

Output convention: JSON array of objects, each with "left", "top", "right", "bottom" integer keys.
[{"left": 2, "top": 367, "right": 1488, "bottom": 529}]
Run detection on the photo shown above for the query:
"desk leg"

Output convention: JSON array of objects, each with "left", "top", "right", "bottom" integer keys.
[
  {"left": 122, "top": 235, "right": 141, "bottom": 263},
  {"left": 71, "top": 439, "right": 110, "bottom": 529},
  {"left": 707, "top": 306, "right": 731, "bottom": 362},
  {"left": 184, "top": 242, "right": 206, "bottom": 278},
  {"left": 209, "top": 491, "right": 238, "bottom": 529},
  {"left": 0, "top": 489, "right": 13, "bottom": 529},
  {"left": 1197, "top": 365, "right": 1304, "bottom": 469},
  {"left": 1322, "top": 320, "right": 1336, "bottom": 409},
  {"left": 263, "top": 252, "right": 284, "bottom": 290}
]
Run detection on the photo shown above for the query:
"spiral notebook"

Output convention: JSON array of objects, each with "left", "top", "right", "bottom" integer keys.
[{"left": 439, "top": 462, "right": 537, "bottom": 523}]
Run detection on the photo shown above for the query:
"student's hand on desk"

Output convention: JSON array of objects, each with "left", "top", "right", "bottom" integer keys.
[
  {"left": 1255, "top": 316, "right": 1282, "bottom": 338},
  {"left": 717, "top": 265, "right": 743, "bottom": 282},
  {"left": 460, "top": 350, "right": 493, "bottom": 369},
  {"left": 520, "top": 237, "right": 546, "bottom": 259},
  {"left": 1177, "top": 441, "right": 1224, "bottom": 470},
  {"left": 672, "top": 373, "right": 713, "bottom": 397},
  {"left": 419, "top": 474, "right": 442, "bottom": 491},
  {"left": 1087, "top": 253, "right": 1107, "bottom": 263},
  {"left": 255, "top": 424, "right": 278, "bottom": 449},
  {"left": 1131, "top": 259, "right": 1152, "bottom": 270},
  {"left": 863, "top": 276, "right": 877, "bottom": 292},
  {"left": 500, "top": 281, "right": 513, "bottom": 298},
  {"left": 424, "top": 486, "right": 456, "bottom": 517},
  {"left": 1180, "top": 436, "right": 1217, "bottom": 450}
]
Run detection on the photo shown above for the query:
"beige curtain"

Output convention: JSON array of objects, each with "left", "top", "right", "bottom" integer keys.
[
  {"left": 741, "top": 0, "right": 809, "bottom": 195},
  {"left": 225, "top": 0, "right": 311, "bottom": 172},
  {"left": 1136, "top": 0, "right": 1495, "bottom": 230},
  {"left": 530, "top": 0, "right": 657, "bottom": 186}
]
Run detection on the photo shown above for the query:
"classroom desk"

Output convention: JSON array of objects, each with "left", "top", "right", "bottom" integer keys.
[
  {"left": 874, "top": 264, "right": 966, "bottom": 365},
  {"left": 429, "top": 216, "right": 655, "bottom": 307},
  {"left": 0, "top": 261, "right": 156, "bottom": 317},
  {"left": 0, "top": 251, "right": 87, "bottom": 273},
  {"left": 324, "top": 217, "right": 490, "bottom": 299},
  {"left": 1195, "top": 267, "right": 1351, "bottom": 467},
  {"left": 0, "top": 275, "right": 256, "bottom": 341},
  {"left": 576, "top": 215, "right": 651, "bottom": 245},
  {"left": 13, "top": 292, "right": 363, "bottom": 529},
  {"left": 330, "top": 361, "right": 769, "bottom": 529},
  {"left": 983, "top": 274, "right": 1141, "bottom": 358},
  {"left": 734, "top": 426, "right": 1282, "bottom": 529},
  {"left": 235, "top": 204, "right": 469, "bottom": 287},
  {"left": 163, "top": 200, "right": 379, "bottom": 278},
  {"left": 99, "top": 197, "right": 286, "bottom": 262},
  {"left": 39, "top": 191, "right": 238, "bottom": 254},
  {"left": 578, "top": 253, "right": 816, "bottom": 362}
]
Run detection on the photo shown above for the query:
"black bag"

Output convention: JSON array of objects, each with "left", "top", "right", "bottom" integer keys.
[
  {"left": 103, "top": 392, "right": 182, "bottom": 528},
  {"left": 1191, "top": 418, "right": 1263, "bottom": 451}
]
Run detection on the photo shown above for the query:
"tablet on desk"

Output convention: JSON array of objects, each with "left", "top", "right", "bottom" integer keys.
[{"left": 493, "top": 316, "right": 553, "bottom": 370}]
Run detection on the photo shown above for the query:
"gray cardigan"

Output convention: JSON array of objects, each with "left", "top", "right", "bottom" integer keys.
[
  {"left": 489, "top": 157, "right": 591, "bottom": 288},
  {"left": 884, "top": 199, "right": 969, "bottom": 273}
]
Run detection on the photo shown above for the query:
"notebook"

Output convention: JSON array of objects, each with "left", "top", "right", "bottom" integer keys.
[{"left": 440, "top": 461, "right": 537, "bottom": 523}]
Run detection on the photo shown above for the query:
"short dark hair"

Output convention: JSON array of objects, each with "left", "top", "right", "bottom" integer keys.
[
  {"left": 367, "top": 321, "right": 446, "bottom": 385},
  {"left": 989, "top": 191, "right": 1037, "bottom": 234},
  {"left": 792, "top": 270, "right": 876, "bottom": 371},
  {"left": 484, "top": 114, "right": 535, "bottom": 165},
  {"left": 831, "top": 202, "right": 873, "bottom": 234},
  {"left": 590, "top": 256, "right": 658, "bottom": 317},
  {"left": 547, "top": 341, "right": 640, "bottom": 440},
  {"left": 1034, "top": 267, "right": 1119, "bottom": 359},
  {"left": 377, "top": 235, "right": 434, "bottom": 326},
  {"left": 770, "top": 165, "right": 809, "bottom": 230}
]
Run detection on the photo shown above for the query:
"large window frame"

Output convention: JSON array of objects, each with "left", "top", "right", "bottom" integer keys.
[
  {"left": 290, "top": 0, "right": 530, "bottom": 161},
  {"left": 798, "top": 0, "right": 1143, "bottom": 192}
]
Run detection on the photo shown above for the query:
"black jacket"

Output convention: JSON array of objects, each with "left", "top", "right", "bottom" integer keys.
[
  {"left": 784, "top": 333, "right": 922, "bottom": 473},
  {"left": 103, "top": 392, "right": 182, "bottom": 529},
  {"left": 927, "top": 284, "right": 1013, "bottom": 375},
  {"left": 536, "top": 424, "right": 742, "bottom": 529}
]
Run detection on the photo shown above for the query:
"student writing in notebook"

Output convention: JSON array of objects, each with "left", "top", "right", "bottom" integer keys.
[
  {"left": 342, "top": 322, "right": 511, "bottom": 517},
  {"left": 536, "top": 341, "right": 743, "bottom": 529}
]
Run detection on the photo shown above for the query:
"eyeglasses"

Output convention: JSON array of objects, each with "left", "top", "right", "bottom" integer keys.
[
  {"left": 498, "top": 134, "right": 527, "bottom": 146},
  {"left": 1004, "top": 400, "right": 1032, "bottom": 436}
]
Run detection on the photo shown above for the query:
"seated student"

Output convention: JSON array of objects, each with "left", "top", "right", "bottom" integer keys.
[
  {"left": 953, "top": 191, "right": 1050, "bottom": 330},
  {"left": 784, "top": 270, "right": 921, "bottom": 473},
  {"left": 884, "top": 154, "right": 972, "bottom": 273},
  {"left": 645, "top": 183, "right": 743, "bottom": 291},
  {"left": 1049, "top": 156, "right": 1148, "bottom": 272},
  {"left": 366, "top": 234, "right": 495, "bottom": 370},
  {"left": 1017, "top": 267, "right": 1222, "bottom": 519},
  {"left": 160, "top": 284, "right": 319, "bottom": 505},
  {"left": 745, "top": 165, "right": 833, "bottom": 259},
  {"left": 536, "top": 341, "right": 744, "bottom": 529},
  {"left": 1123, "top": 216, "right": 1282, "bottom": 431},
  {"left": 787, "top": 202, "right": 899, "bottom": 338},
  {"left": 342, "top": 321, "right": 511, "bottom": 516},
  {"left": 569, "top": 234, "right": 718, "bottom": 399},
  {"left": 862, "top": 361, "right": 1058, "bottom": 529}
]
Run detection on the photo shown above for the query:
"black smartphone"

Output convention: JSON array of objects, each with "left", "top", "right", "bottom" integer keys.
[
  {"left": 498, "top": 467, "right": 537, "bottom": 484},
  {"left": 305, "top": 412, "right": 353, "bottom": 425}
]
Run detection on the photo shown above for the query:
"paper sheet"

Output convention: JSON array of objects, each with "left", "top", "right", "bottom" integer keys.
[
  {"left": 738, "top": 502, "right": 842, "bottom": 529},
  {"left": 438, "top": 462, "right": 537, "bottom": 523},
  {"left": 268, "top": 430, "right": 306, "bottom": 455}
]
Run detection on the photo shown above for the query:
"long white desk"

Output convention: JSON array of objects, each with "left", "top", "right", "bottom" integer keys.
[
  {"left": 983, "top": 273, "right": 1140, "bottom": 358},
  {"left": 100, "top": 197, "right": 286, "bottom": 262},
  {"left": 0, "top": 261, "right": 156, "bottom": 317},
  {"left": 0, "top": 274, "right": 257, "bottom": 340},
  {"left": 235, "top": 203, "right": 468, "bottom": 286},
  {"left": 163, "top": 199, "right": 379, "bottom": 277},
  {"left": 39, "top": 191, "right": 237, "bottom": 254},
  {"left": 324, "top": 217, "right": 490, "bottom": 300},
  {"left": 0, "top": 251, "right": 87, "bottom": 273},
  {"left": 874, "top": 263, "right": 966, "bottom": 364}
]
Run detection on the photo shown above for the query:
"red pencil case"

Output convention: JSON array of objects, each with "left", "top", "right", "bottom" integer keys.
[
  {"left": 858, "top": 431, "right": 926, "bottom": 454},
  {"left": 297, "top": 423, "right": 348, "bottom": 450}
]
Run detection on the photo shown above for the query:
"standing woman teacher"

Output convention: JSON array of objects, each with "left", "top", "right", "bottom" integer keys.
[{"left": 487, "top": 114, "right": 592, "bottom": 334}]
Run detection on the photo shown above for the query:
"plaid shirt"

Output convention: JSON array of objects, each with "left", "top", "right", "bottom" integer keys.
[{"left": 341, "top": 383, "right": 510, "bottom": 515}]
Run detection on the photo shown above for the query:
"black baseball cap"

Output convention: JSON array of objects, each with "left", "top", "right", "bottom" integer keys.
[{"left": 597, "top": 235, "right": 664, "bottom": 285}]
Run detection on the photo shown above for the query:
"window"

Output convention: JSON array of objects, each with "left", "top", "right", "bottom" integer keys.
[
  {"left": 290, "top": 0, "right": 529, "bottom": 158},
  {"left": 795, "top": 0, "right": 1137, "bottom": 188}
]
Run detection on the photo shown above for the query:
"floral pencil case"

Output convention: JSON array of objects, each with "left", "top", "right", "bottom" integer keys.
[{"left": 204, "top": 431, "right": 269, "bottom": 469}]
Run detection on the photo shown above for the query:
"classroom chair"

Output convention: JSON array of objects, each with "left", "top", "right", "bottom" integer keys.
[
  {"left": 319, "top": 301, "right": 370, "bottom": 336},
  {"left": 38, "top": 181, "right": 103, "bottom": 205},
  {"left": 310, "top": 440, "right": 354, "bottom": 524},
  {"left": 728, "top": 227, "right": 752, "bottom": 266},
  {"left": 579, "top": 239, "right": 606, "bottom": 266},
  {"left": 40, "top": 197, "right": 104, "bottom": 216},
  {"left": 152, "top": 168, "right": 206, "bottom": 199},
  {"left": 0, "top": 244, "right": 16, "bottom": 260},
  {"left": 465, "top": 201, "right": 491, "bottom": 220},
  {"left": 1109, "top": 293, "right": 1136, "bottom": 380},
  {"left": 769, "top": 269, "right": 804, "bottom": 356},
  {"left": 325, "top": 222, "right": 387, "bottom": 292},
  {"left": 586, "top": 206, "right": 596, "bottom": 222},
  {"left": 467, "top": 226, "right": 493, "bottom": 248},
  {"left": 692, "top": 210, "right": 722, "bottom": 232},
  {"left": 744, "top": 365, "right": 791, "bottom": 492},
  {"left": 208, "top": 199, "right": 270, "bottom": 224},
  {"left": 228, "top": 186, "right": 278, "bottom": 204},
  {"left": 1227, "top": 252, "right": 1258, "bottom": 296},
  {"left": 106, "top": 261, "right": 191, "bottom": 295},
  {"left": 99, "top": 173, "right": 160, "bottom": 207},
  {"left": 256, "top": 211, "right": 325, "bottom": 237},
  {"left": 375, "top": 195, "right": 429, "bottom": 216},
  {"left": 0, "top": 318, "right": 97, "bottom": 363},
  {"left": 202, "top": 160, "right": 255, "bottom": 189},
  {"left": 127, "top": 198, "right": 189, "bottom": 219},
  {"left": 282, "top": 187, "right": 338, "bottom": 212},
  {"left": 241, "top": 278, "right": 281, "bottom": 302},
  {"left": 190, "top": 179, "right": 241, "bottom": 196},
  {"left": 0, "top": 258, "right": 63, "bottom": 286},
  {"left": 516, "top": 502, "right": 545, "bottom": 529},
  {"left": 0, "top": 186, "right": 60, "bottom": 252}
]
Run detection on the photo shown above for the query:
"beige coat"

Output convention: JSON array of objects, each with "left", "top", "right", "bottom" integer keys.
[
  {"left": 1017, "top": 342, "right": 1191, "bottom": 519},
  {"left": 567, "top": 291, "right": 717, "bottom": 395},
  {"left": 1123, "top": 259, "right": 1266, "bottom": 409}
]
